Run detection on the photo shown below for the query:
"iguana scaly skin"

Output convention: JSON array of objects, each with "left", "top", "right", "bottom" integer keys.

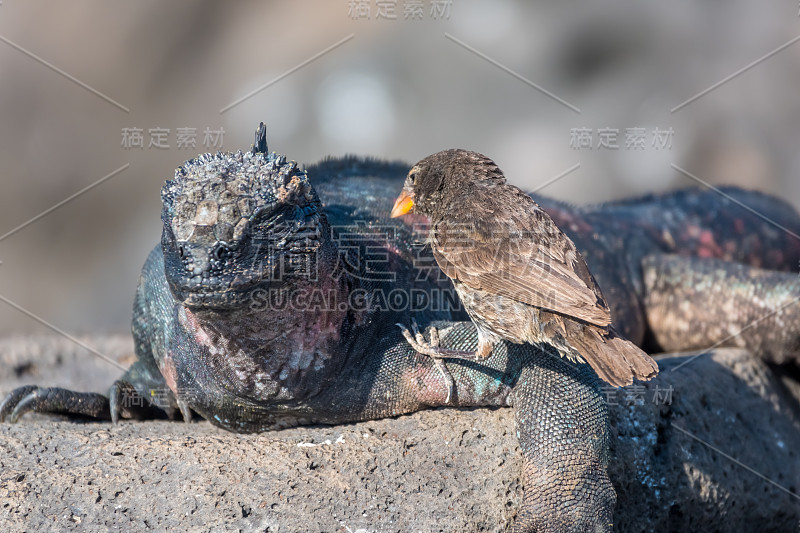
[{"left": 3, "top": 126, "right": 800, "bottom": 532}]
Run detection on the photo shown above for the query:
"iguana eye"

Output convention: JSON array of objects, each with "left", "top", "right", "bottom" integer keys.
[{"left": 178, "top": 244, "right": 187, "bottom": 260}]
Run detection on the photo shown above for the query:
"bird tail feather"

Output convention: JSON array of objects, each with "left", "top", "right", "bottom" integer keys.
[{"left": 567, "top": 326, "right": 659, "bottom": 387}]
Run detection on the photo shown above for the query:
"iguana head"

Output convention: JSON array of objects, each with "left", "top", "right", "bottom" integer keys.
[{"left": 160, "top": 126, "right": 329, "bottom": 310}]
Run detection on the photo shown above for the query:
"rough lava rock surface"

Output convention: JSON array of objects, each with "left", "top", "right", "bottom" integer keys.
[{"left": 1, "top": 335, "right": 799, "bottom": 532}]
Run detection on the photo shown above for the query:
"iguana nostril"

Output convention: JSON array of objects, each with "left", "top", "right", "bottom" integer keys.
[{"left": 213, "top": 244, "right": 231, "bottom": 262}]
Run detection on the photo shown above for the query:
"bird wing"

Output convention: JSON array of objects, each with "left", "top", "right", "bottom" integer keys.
[{"left": 431, "top": 189, "right": 612, "bottom": 327}]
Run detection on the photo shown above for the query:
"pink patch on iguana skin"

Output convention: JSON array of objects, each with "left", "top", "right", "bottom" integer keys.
[
  {"left": 161, "top": 353, "right": 180, "bottom": 396},
  {"left": 399, "top": 363, "right": 451, "bottom": 406},
  {"left": 543, "top": 206, "right": 593, "bottom": 234},
  {"left": 179, "top": 306, "right": 212, "bottom": 346},
  {"left": 396, "top": 212, "right": 430, "bottom": 229},
  {"left": 164, "top": 306, "right": 211, "bottom": 396},
  {"left": 698, "top": 229, "right": 723, "bottom": 258}
]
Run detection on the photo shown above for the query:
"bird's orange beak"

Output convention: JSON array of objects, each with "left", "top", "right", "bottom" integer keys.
[{"left": 390, "top": 190, "right": 415, "bottom": 218}]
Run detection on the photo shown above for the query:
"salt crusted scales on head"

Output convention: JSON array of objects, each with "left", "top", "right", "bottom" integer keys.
[{"left": 160, "top": 150, "right": 319, "bottom": 245}]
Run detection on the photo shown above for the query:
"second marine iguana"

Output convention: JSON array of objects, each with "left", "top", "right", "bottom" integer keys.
[{"left": 3, "top": 123, "right": 800, "bottom": 532}]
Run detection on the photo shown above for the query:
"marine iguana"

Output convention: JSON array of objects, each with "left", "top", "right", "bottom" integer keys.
[{"left": 3, "top": 123, "right": 800, "bottom": 532}]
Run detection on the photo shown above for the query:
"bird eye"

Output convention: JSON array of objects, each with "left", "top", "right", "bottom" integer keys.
[{"left": 409, "top": 171, "right": 417, "bottom": 184}]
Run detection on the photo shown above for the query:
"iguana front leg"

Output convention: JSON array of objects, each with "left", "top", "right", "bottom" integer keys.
[
  {"left": 406, "top": 322, "right": 615, "bottom": 533},
  {"left": 2, "top": 247, "right": 192, "bottom": 424},
  {"left": 0, "top": 360, "right": 189, "bottom": 423},
  {"left": 510, "top": 348, "right": 614, "bottom": 533},
  {"left": 0, "top": 385, "right": 111, "bottom": 422}
]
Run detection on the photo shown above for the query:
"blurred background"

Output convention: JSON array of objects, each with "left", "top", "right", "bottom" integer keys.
[{"left": 1, "top": 0, "right": 799, "bottom": 336}]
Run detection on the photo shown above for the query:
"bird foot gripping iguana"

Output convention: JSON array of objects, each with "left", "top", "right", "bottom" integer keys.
[{"left": 3, "top": 122, "right": 800, "bottom": 532}]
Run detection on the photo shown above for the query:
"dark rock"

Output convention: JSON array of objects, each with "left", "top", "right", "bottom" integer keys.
[{"left": 1, "top": 336, "right": 798, "bottom": 531}]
